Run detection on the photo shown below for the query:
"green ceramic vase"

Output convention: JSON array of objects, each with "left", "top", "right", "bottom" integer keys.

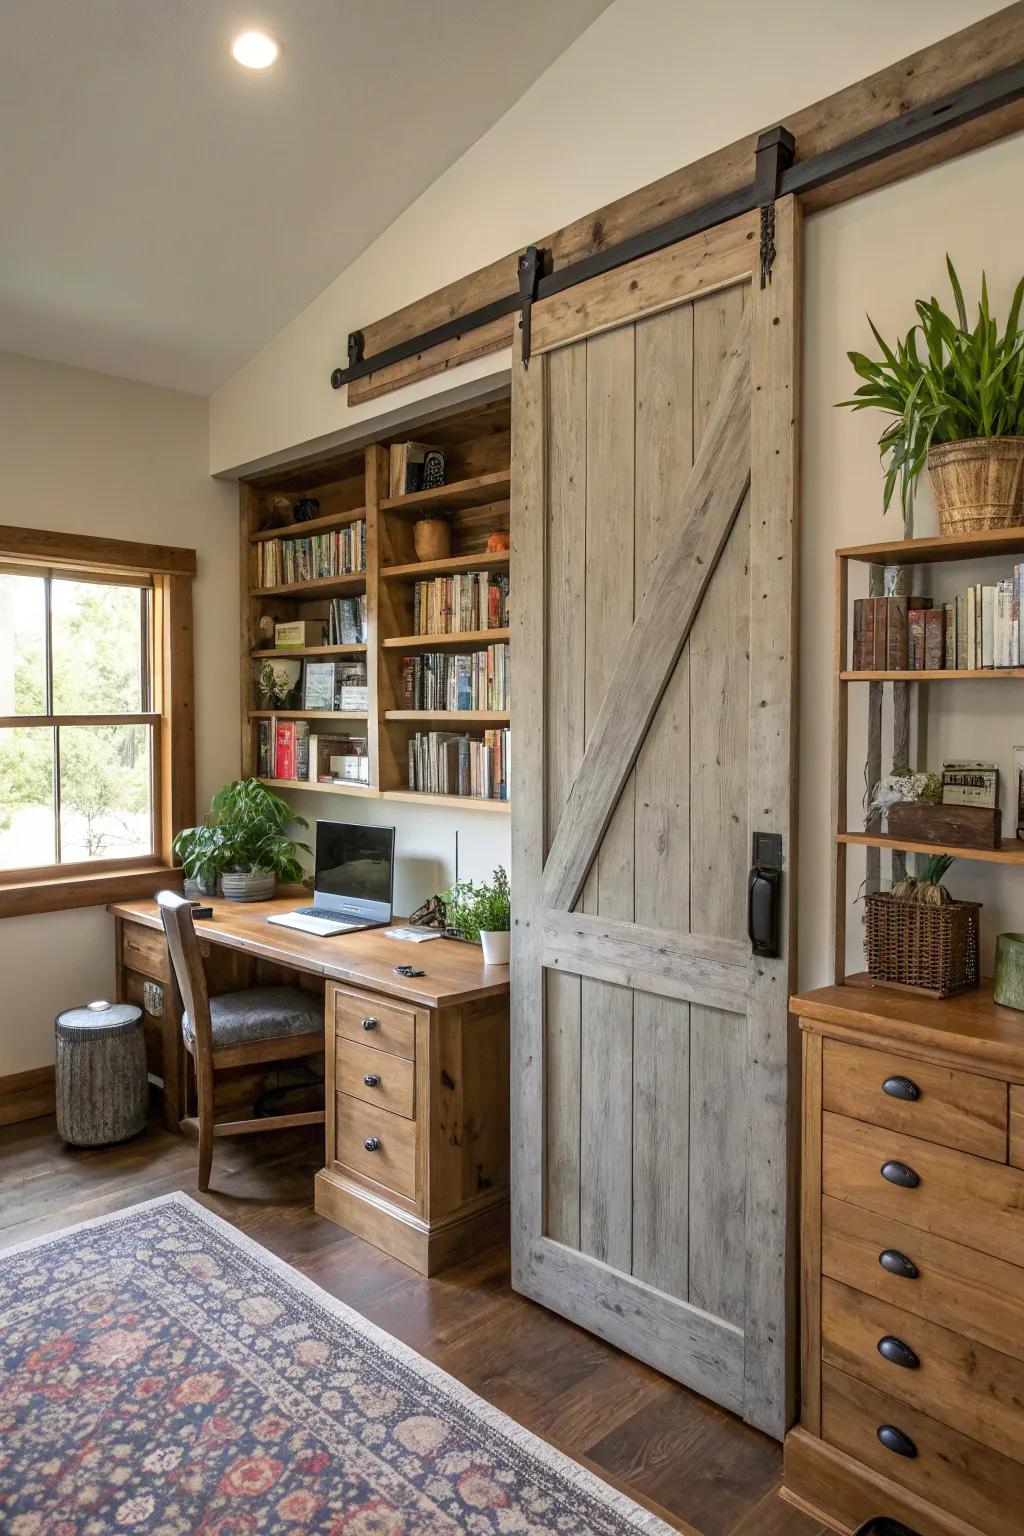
[{"left": 994, "top": 933, "right": 1024, "bottom": 1011}]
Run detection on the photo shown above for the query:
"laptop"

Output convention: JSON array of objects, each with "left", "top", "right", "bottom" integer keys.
[{"left": 267, "top": 821, "right": 395, "bottom": 937}]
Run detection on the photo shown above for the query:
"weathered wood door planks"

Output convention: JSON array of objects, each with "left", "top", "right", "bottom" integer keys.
[{"left": 511, "top": 204, "right": 801, "bottom": 1436}]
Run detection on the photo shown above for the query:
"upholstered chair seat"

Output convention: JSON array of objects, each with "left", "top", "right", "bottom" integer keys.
[{"left": 183, "top": 986, "right": 322, "bottom": 1050}]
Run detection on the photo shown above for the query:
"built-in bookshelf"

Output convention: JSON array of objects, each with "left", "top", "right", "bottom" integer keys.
[
  {"left": 833, "top": 527, "right": 1024, "bottom": 982},
  {"left": 239, "top": 398, "right": 512, "bottom": 814}
]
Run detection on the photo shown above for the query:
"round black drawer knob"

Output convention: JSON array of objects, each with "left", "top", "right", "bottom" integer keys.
[
  {"left": 877, "top": 1335, "right": 920, "bottom": 1370},
  {"left": 881, "top": 1160, "right": 919, "bottom": 1189},
  {"left": 877, "top": 1424, "right": 917, "bottom": 1459},
  {"left": 361, "top": 1017, "right": 378, "bottom": 1031},
  {"left": 879, "top": 1249, "right": 919, "bottom": 1280},
  {"left": 882, "top": 1075, "right": 920, "bottom": 1102},
  {"left": 363, "top": 1136, "right": 381, "bottom": 1152},
  {"left": 363, "top": 1073, "right": 381, "bottom": 1088}
]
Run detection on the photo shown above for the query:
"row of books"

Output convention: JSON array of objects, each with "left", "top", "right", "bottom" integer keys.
[
  {"left": 853, "top": 573, "right": 1024, "bottom": 671},
  {"left": 413, "top": 572, "right": 509, "bottom": 636},
  {"left": 254, "top": 657, "right": 367, "bottom": 713},
  {"left": 407, "top": 729, "right": 510, "bottom": 801},
  {"left": 400, "top": 645, "right": 509, "bottom": 712},
  {"left": 257, "top": 522, "right": 367, "bottom": 587},
  {"left": 257, "top": 719, "right": 369, "bottom": 786}
]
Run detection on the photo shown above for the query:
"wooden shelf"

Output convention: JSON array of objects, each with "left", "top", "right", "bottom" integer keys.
[
  {"left": 252, "top": 573, "right": 366, "bottom": 599},
  {"left": 251, "top": 644, "right": 366, "bottom": 659},
  {"left": 249, "top": 710, "right": 368, "bottom": 722},
  {"left": 382, "top": 790, "right": 510, "bottom": 813},
  {"left": 380, "top": 470, "right": 510, "bottom": 516},
  {"left": 381, "top": 552, "right": 510, "bottom": 581},
  {"left": 838, "top": 528, "right": 1024, "bottom": 566},
  {"left": 841, "top": 668, "right": 1024, "bottom": 681},
  {"left": 385, "top": 710, "right": 510, "bottom": 724},
  {"left": 260, "top": 777, "right": 377, "bottom": 796},
  {"left": 383, "top": 628, "right": 509, "bottom": 651},
  {"left": 839, "top": 831, "right": 1024, "bottom": 865},
  {"left": 250, "top": 507, "right": 367, "bottom": 543}
]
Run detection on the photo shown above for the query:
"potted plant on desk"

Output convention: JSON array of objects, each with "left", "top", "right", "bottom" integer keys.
[
  {"left": 175, "top": 778, "right": 310, "bottom": 903},
  {"left": 839, "top": 257, "right": 1024, "bottom": 533},
  {"left": 443, "top": 866, "right": 511, "bottom": 964}
]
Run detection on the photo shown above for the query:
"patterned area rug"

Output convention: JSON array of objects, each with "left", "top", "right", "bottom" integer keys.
[{"left": 0, "top": 1193, "right": 674, "bottom": 1535}]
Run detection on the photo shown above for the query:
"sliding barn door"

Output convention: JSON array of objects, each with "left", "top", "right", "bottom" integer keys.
[{"left": 510, "top": 201, "right": 801, "bottom": 1438}]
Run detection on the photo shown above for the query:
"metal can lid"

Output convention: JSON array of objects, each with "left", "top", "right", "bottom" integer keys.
[{"left": 55, "top": 1001, "right": 143, "bottom": 1038}]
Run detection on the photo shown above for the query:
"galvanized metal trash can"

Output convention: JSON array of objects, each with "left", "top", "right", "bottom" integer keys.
[{"left": 55, "top": 1000, "right": 147, "bottom": 1146}]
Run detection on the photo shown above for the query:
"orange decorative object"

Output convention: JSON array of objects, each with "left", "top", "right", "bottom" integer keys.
[{"left": 486, "top": 531, "right": 511, "bottom": 553}]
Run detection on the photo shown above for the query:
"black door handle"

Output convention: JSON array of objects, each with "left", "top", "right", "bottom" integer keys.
[
  {"left": 748, "top": 832, "right": 783, "bottom": 958},
  {"left": 881, "top": 1160, "right": 919, "bottom": 1188},
  {"left": 879, "top": 1249, "right": 919, "bottom": 1280},
  {"left": 878, "top": 1335, "right": 920, "bottom": 1370},
  {"left": 877, "top": 1424, "right": 917, "bottom": 1459},
  {"left": 883, "top": 1075, "right": 920, "bottom": 1101}
]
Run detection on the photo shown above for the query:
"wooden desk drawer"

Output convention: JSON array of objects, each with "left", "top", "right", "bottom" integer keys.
[
  {"left": 823, "top": 1111, "right": 1024, "bottom": 1269},
  {"left": 337, "top": 1037, "right": 414, "bottom": 1119},
  {"left": 821, "top": 1363, "right": 1024, "bottom": 1536},
  {"left": 333, "top": 985, "right": 415, "bottom": 1061},
  {"left": 822, "top": 1194, "right": 1024, "bottom": 1362},
  {"left": 335, "top": 1094, "right": 416, "bottom": 1200},
  {"left": 822, "top": 1275, "right": 1024, "bottom": 1462},
  {"left": 120, "top": 921, "right": 169, "bottom": 982},
  {"left": 822, "top": 1038, "right": 1007, "bottom": 1160}
]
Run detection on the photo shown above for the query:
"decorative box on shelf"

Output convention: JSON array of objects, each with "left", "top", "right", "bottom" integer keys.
[{"left": 886, "top": 801, "right": 1001, "bottom": 850}]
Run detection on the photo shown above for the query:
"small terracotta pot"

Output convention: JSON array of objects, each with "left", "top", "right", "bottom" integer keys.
[
  {"left": 927, "top": 437, "right": 1024, "bottom": 534},
  {"left": 414, "top": 518, "right": 451, "bottom": 561}
]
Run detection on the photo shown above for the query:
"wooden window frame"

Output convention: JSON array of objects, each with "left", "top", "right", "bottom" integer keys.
[{"left": 0, "top": 525, "right": 196, "bottom": 918}]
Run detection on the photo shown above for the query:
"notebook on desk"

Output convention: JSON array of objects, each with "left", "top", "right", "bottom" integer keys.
[{"left": 267, "top": 821, "right": 395, "bottom": 937}]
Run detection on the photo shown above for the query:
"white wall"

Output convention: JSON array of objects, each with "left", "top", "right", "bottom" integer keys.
[
  {"left": 0, "top": 351, "right": 238, "bottom": 1074},
  {"left": 208, "top": 0, "right": 998, "bottom": 476}
]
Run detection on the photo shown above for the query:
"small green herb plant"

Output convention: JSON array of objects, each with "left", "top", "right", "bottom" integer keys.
[
  {"left": 442, "top": 865, "right": 511, "bottom": 943},
  {"left": 839, "top": 257, "right": 1024, "bottom": 524},
  {"left": 173, "top": 778, "right": 310, "bottom": 886}
]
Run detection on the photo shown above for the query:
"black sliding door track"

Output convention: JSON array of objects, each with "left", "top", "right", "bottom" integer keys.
[{"left": 331, "top": 59, "right": 1024, "bottom": 388}]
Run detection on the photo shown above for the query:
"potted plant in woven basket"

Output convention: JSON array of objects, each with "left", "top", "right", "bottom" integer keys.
[
  {"left": 864, "top": 855, "right": 981, "bottom": 999},
  {"left": 840, "top": 258, "right": 1024, "bottom": 534}
]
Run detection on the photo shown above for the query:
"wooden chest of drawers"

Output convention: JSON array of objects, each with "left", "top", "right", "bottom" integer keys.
[
  {"left": 784, "top": 979, "right": 1024, "bottom": 1536},
  {"left": 314, "top": 979, "right": 510, "bottom": 1275}
]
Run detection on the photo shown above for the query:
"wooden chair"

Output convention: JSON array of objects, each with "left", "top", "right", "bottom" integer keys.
[{"left": 157, "top": 890, "right": 325, "bottom": 1191}]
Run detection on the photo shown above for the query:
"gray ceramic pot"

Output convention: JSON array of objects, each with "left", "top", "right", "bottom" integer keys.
[{"left": 221, "top": 871, "right": 276, "bottom": 903}]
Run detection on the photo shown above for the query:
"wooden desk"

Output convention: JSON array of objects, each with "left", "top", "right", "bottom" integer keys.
[{"left": 109, "top": 893, "right": 510, "bottom": 1273}]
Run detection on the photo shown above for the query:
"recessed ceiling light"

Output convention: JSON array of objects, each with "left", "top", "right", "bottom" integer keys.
[{"left": 232, "top": 31, "right": 280, "bottom": 69}]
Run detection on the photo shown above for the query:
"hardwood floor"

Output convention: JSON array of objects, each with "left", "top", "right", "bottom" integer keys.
[{"left": 0, "top": 1113, "right": 828, "bottom": 1536}]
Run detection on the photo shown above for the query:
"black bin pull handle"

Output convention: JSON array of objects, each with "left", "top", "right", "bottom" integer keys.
[
  {"left": 879, "top": 1248, "right": 919, "bottom": 1280},
  {"left": 881, "top": 1160, "right": 919, "bottom": 1189},
  {"left": 883, "top": 1075, "right": 921, "bottom": 1102},
  {"left": 877, "top": 1424, "right": 918, "bottom": 1459},
  {"left": 877, "top": 1335, "right": 920, "bottom": 1370}
]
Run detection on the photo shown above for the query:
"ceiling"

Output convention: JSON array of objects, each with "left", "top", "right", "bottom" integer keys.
[{"left": 0, "top": 1, "right": 609, "bottom": 395}]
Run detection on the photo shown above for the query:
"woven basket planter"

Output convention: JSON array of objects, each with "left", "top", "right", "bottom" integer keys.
[
  {"left": 865, "top": 891, "right": 981, "bottom": 998},
  {"left": 927, "top": 437, "right": 1024, "bottom": 535}
]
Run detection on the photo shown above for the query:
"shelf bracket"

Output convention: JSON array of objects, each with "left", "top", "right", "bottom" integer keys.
[
  {"left": 754, "top": 126, "right": 796, "bottom": 287},
  {"left": 517, "top": 245, "right": 544, "bottom": 367}
]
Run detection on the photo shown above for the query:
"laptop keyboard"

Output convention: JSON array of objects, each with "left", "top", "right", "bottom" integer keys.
[{"left": 296, "top": 906, "right": 354, "bottom": 921}]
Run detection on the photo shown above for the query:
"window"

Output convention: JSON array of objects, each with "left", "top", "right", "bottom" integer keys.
[{"left": 0, "top": 527, "right": 196, "bottom": 916}]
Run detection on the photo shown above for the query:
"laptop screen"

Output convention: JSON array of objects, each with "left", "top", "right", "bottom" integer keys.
[{"left": 314, "top": 821, "right": 395, "bottom": 921}]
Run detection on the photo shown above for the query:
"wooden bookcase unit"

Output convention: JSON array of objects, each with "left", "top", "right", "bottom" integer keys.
[
  {"left": 832, "top": 528, "right": 1024, "bottom": 984},
  {"left": 239, "top": 399, "right": 512, "bottom": 814}
]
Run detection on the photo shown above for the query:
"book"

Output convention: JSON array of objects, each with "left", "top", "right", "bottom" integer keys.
[
  {"left": 907, "top": 608, "right": 925, "bottom": 671},
  {"left": 955, "top": 592, "right": 967, "bottom": 669},
  {"left": 886, "top": 595, "right": 907, "bottom": 670},
  {"left": 943, "top": 603, "right": 955, "bottom": 669},
  {"left": 303, "top": 661, "right": 336, "bottom": 711},
  {"left": 871, "top": 596, "right": 888, "bottom": 669},
  {"left": 924, "top": 609, "right": 944, "bottom": 670},
  {"left": 389, "top": 441, "right": 440, "bottom": 497},
  {"left": 966, "top": 586, "right": 977, "bottom": 670},
  {"left": 981, "top": 584, "right": 996, "bottom": 668},
  {"left": 400, "top": 645, "right": 510, "bottom": 711},
  {"left": 852, "top": 598, "right": 866, "bottom": 671},
  {"left": 275, "top": 721, "right": 296, "bottom": 781}
]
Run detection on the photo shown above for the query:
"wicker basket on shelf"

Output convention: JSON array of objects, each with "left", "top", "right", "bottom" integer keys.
[{"left": 864, "top": 890, "right": 981, "bottom": 998}]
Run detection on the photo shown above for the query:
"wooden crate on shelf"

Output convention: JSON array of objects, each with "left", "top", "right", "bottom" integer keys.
[{"left": 886, "top": 801, "right": 1001, "bottom": 850}]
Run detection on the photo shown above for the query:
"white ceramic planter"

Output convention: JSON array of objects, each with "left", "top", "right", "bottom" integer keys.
[
  {"left": 221, "top": 871, "right": 276, "bottom": 903},
  {"left": 480, "top": 929, "right": 510, "bottom": 965}
]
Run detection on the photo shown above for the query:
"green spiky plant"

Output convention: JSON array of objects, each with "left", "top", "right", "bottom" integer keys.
[{"left": 839, "top": 258, "right": 1024, "bottom": 527}]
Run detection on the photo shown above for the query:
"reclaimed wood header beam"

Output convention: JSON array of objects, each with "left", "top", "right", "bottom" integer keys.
[{"left": 345, "top": 3, "right": 1024, "bottom": 404}]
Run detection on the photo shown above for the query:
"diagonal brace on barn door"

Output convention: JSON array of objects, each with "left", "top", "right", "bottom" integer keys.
[{"left": 541, "top": 306, "right": 752, "bottom": 914}]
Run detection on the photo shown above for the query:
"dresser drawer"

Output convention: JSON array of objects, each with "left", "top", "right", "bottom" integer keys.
[
  {"left": 823, "top": 1111, "right": 1024, "bottom": 1269},
  {"left": 120, "top": 921, "right": 169, "bottom": 982},
  {"left": 822, "top": 1038, "right": 1007, "bottom": 1160},
  {"left": 337, "top": 1036, "right": 415, "bottom": 1119},
  {"left": 822, "top": 1194, "right": 1024, "bottom": 1363},
  {"left": 335, "top": 1094, "right": 416, "bottom": 1199},
  {"left": 821, "top": 1363, "right": 1024, "bottom": 1536},
  {"left": 822, "top": 1275, "right": 1024, "bottom": 1462},
  {"left": 333, "top": 985, "right": 416, "bottom": 1061}
]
